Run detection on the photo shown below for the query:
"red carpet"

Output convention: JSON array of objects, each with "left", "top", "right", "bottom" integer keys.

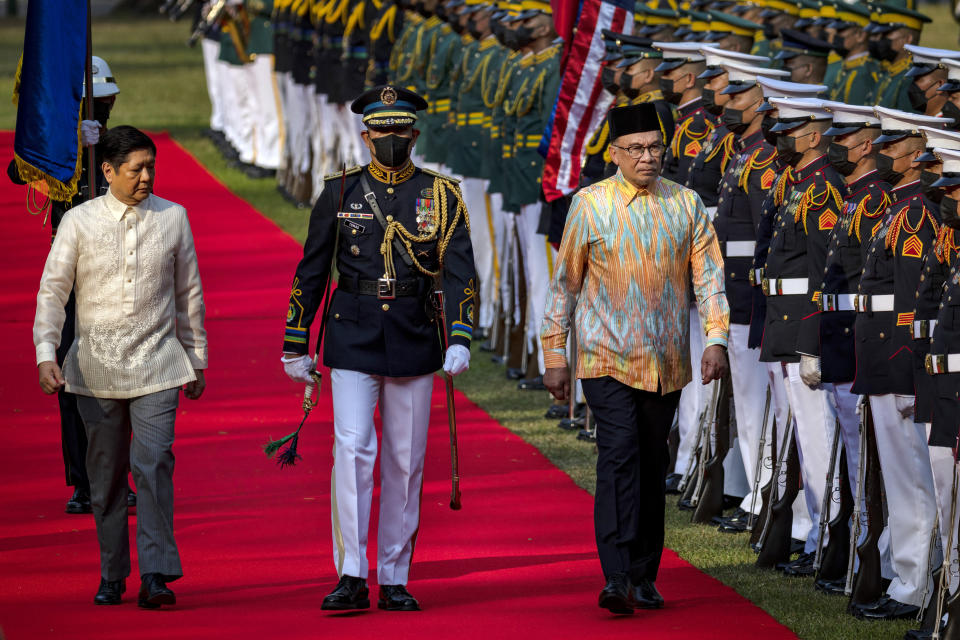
[{"left": 0, "top": 131, "right": 795, "bottom": 639}]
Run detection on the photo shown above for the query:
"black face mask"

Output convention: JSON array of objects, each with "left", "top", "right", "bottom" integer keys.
[
  {"left": 501, "top": 28, "right": 521, "bottom": 50},
  {"left": 659, "top": 77, "right": 682, "bottom": 104},
  {"left": 761, "top": 114, "right": 777, "bottom": 145},
  {"left": 876, "top": 152, "right": 905, "bottom": 185},
  {"left": 869, "top": 37, "right": 896, "bottom": 62},
  {"left": 831, "top": 33, "right": 849, "bottom": 58},
  {"left": 776, "top": 135, "right": 803, "bottom": 167},
  {"left": 601, "top": 67, "right": 620, "bottom": 95},
  {"left": 371, "top": 134, "right": 414, "bottom": 168},
  {"left": 922, "top": 170, "right": 944, "bottom": 203},
  {"left": 943, "top": 101, "right": 960, "bottom": 131},
  {"left": 941, "top": 196, "right": 960, "bottom": 229},
  {"left": 621, "top": 74, "right": 640, "bottom": 100},
  {"left": 450, "top": 20, "right": 465, "bottom": 34},
  {"left": 92, "top": 100, "right": 112, "bottom": 127},
  {"left": 827, "top": 142, "right": 857, "bottom": 176},
  {"left": 467, "top": 18, "right": 483, "bottom": 39},
  {"left": 415, "top": 4, "right": 431, "bottom": 17},
  {"left": 434, "top": 3, "right": 446, "bottom": 20},
  {"left": 908, "top": 82, "right": 929, "bottom": 114},
  {"left": 513, "top": 25, "right": 534, "bottom": 47},
  {"left": 702, "top": 88, "right": 722, "bottom": 116},
  {"left": 763, "top": 22, "right": 777, "bottom": 40},
  {"left": 721, "top": 107, "right": 750, "bottom": 135}
]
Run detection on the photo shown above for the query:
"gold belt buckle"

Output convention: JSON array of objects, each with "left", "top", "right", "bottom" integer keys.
[
  {"left": 926, "top": 353, "right": 945, "bottom": 375},
  {"left": 749, "top": 269, "right": 756, "bottom": 286},
  {"left": 761, "top": 278, "right": 770, "bottom": 296},
  {"left": 377, "top": 277, "right": 397, "bottom": 300}
]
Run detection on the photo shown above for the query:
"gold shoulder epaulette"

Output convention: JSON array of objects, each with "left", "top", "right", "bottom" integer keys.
[
  {"left": 421, "top": 167, "right": 461, "bottom": 183},
  {"left": 323, "top": 166, "right": 363, "bottom": 180}
]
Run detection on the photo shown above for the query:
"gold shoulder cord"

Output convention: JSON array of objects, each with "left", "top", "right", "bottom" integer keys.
[{"left": 379, "top": 178, "right": 471, "bottom": 280}]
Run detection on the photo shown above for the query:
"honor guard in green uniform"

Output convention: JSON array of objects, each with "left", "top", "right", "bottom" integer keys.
[
  {"left": 636, "top": 4, "right": 680, "bottom": 42},
  {"left": 868, "top": 3, "right": 930, "bottom": 112},
  {"left": 705, "top": 10, "right": 764, "bottom": 54},
  {"left": 903, "top": 45, "right": 960, "bottom": 116},
  {"left": 367, "top": 0, "right": 405, "bottom": 86},
  {"left": 414, "top": 0, "right": 461, "bottom": 166},
  {"left": 822, "top": 2, "right": 880, "bottom": 105},
  {"left": 776, "top": 27, "right": 831, "bottom": 85},
  {"left": 282, "top": 86, "right": 477, "bottom": 612},
  {"left": 938, "top": 58, "right": 960, "bottom": 129},
  {"left": 387, "top": 0, "right": 423, "bottom": 86},
  {"left": 754, "top": 0, "right": 803, "bottom": 61}
]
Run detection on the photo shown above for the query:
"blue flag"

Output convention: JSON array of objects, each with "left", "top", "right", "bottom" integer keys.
[{"left": 13, "top": 1, "right": 88, "bottom": 201}]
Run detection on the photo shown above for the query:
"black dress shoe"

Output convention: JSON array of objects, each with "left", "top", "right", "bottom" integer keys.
[
  {"left": 517, "top": 376, "right": 546, "bottom": 391},
  {"left": 854, "top": 596, "right": 920, "bottom": 620},
  {"left": 66, "top": 487, "right": 92, "bottom": 514},
  {"left": 138, "top": 573, "right": 175, "bottom": 609},
  {"left": 94, "top": 578, "right": 125, "bottom": 605},
  {"left": 904, "top": 623, "right": 945, "bottom": 640},
  {"left": 127, "top": 486, "right": 137, "bottom": 508},
  {"left": 664, "top": 474, "right": 682, "bottom": 495},
  {"left": 598, "top": 574, "right": 636, "bottom": 615},
  {"left": 506, "top": 367, "right": 526, "bottom": 380},
  {"left": 378, "top": 584, "right": 420, "bottom": 611},
  {"left": 782, "top": 552, "right": 815, "bottom": 577},
  {"left": 813, "top": 577, "right": 846, "bottom": 596},
  {"left": 633, "top": 579, "right": 664, "bottom": 609},
  {"left": 321, "top": 575, "right": 370, "bottom": 611},
  {"left": 677, "top": 498, "right": 694, "bottom": 511},
  {"left": 712, "top": 507, "right": 747, "bottom": 526},
  {"left": 576, "top": 428, "right": 596, "bottom": 443},
  {"left": 545, "top": 404, "right": 568, "bottom": 419}
]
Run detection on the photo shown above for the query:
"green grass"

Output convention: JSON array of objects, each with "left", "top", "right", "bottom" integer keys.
[{"left": 2, "top": 11, "right": 955, "bottom": 638}]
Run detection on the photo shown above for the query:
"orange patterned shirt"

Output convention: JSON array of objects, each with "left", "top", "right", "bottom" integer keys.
[{"left": 540, "top": 171, "right": 729, "bottom": 393}]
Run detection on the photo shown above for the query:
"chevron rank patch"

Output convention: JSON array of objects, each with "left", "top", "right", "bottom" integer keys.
[
  {"left": 902, "top": 234, "right": 924, "bottom": 258},
  {"left": 818, "top": 210, "right": 837, "bottom": 231},
  {"left": 897, "top": 312, "right": 914, "bottom": 327},
  {"left": 684, "top": 140, "right": 702, "bottom": 157},
  {"left": 761, "top": 168, "right": 776, "bottom": 190}
]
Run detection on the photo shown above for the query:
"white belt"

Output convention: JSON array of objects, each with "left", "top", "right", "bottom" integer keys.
[
  {"left": 705, "top": 206, "right": 718, "bottom": 220},
  {"left": 762, "top": 277, "right": 808, "bottom": 296},
  {"left": 913, "top": 319, "right": 938, "bottom": 340},
  {"left": 749, "top": 268, "right": 764, "bottom": 287},
  {"left": 853, "top": 294, "right": 895, "bottom": 313},
  {"left": 818, "top": 293, "right": 857, "bottom": 312},
  {"left": 926, "top": 353, "right": 960, "bottom": 375},
  {"left": 725, "top": 240, "right": 756, "bottom": 258}
]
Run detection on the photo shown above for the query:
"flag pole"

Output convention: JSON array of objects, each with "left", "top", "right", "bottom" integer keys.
[{"left": 84, "top": 0, "right": 95, "bottom": 201}]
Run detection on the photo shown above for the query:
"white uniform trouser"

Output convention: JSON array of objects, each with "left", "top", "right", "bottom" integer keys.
[
  {"left": 329, "top": 369, "right": 434, "bottom": 585},
  {"left": 929, "top": 438, "right": 960, "bottom": 595},
  {"left": 498, "top": 208, "right": 522, "bottom": 329},
  {"left": 201, "top": 38, "right": 225, "bottom": 132},
  {"left": 767, "top": 362, "right": 814, "bottom": 542},
  {"left": 728, "top": 324, "right": 770, "bottom": 514},
  {"left": 783, "top": 361, "right": 837, "bottom": 554},
  {"left": 244, "top": 54, "right": 282, "bottom": 169},
  {"left": 461, "top": 178, "right": 496, "bottom": 330},
  {"left": 674, "top": 307, "right": 705, "bottom": 477},
  {"left": 870, "top": 394, "right": 938, "bottom": 606},
  {"left": 282, "top": 78, "right": 311, "bottom": 178},
  {"left": 335, "top": 105, "right": 366, "bottom": 168},
  {"left": 830, "top": 382, "right": 861, "bottom": 500},
  {"left": 221, "top": 62, "right": 255, "bottom": 164},
  {"left": 518, "top": 202, "right": 554, "bottom": 376}
]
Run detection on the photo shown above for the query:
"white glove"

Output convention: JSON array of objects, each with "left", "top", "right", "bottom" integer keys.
[
  {"left": 855, "top": 395, "right": 867, "bottom": 415},
  {"left": 281, "top": 354, "right": 314, "bottom": 383},
  {"left": 80, "top": 120, "right": 100, "bottom": 147},
  {"left": 799, "top": 354, "right": 821, "bottom": 388},
  {"left": 895, "top": 394, "right": 915, "bottom": 419},
  {"left": 443, "top": 344, "right": 471, "bottom": 377}
]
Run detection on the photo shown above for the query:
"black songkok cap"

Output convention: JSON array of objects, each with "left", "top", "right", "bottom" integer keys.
[{"left": 608, "top": 102, "right": 669, "bottom": 143}]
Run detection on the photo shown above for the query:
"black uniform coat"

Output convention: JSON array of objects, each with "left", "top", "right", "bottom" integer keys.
[
  {"left": 761, "top": 155, "right": 846, "bottom": 364},
  {"left": 852, "top": 181, "right": 940, "bottom": 396},
  {"left": 748, "top": 162, "right": 789, "bottom": 349},
  {"left": 683, "top": 119, "right": 732, "bottom": 208},
  {"left": 929, "top": 263, "right": 960, "bottom": 448},
  {"left": 661, "top": 98, "right": 714, "bottom": 185},
  {"left": 714, "top": 129, "right": 777, "bottom": 325},
  {"left": 798, "top": 171, "right": 891, "bottom": 383},
  {"left": 283, "top": 163, "right": 478, "bottom": 377}
]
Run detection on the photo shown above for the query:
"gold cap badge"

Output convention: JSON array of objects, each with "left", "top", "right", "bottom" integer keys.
[{"left": 380, "top": 86, "right": 398, "bottom": 106}]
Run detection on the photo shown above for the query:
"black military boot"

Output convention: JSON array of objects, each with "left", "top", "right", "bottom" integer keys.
[{"left": 321, "top": 575, "right": 370, "bottom": 611}]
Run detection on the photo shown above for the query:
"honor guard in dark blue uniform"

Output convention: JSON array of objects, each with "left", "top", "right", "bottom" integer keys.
[
  {"left": 937, "top": 59, "right": 960, "bottom": 130},
  {"left": 281, "top": 86, "right": 477, "bottom": 612},
  {"left": 761, "top": 97, "right": 846, "bottom": 575},
  {"left": 848, "top": 107, "right": 951, "bottom": 620},
  {"left": 654, "top": 41, "right": 713, "bottom": 184},
  {"left": 709, "top": 60, "right": 788, "bottom": 533}
]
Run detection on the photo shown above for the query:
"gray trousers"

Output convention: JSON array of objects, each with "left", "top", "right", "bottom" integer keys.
[{"left": 76, "top": 388, "right": 182, "bottom": 582}]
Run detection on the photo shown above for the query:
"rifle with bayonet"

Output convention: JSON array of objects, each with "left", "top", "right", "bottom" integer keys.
[
  {"left": 693, "top": 375, "right": 732, "bottom": 524},
  {"left": 818, "top": 445, "right": 853, "bottom": 583},
  {"left": 757, "top": 422, "right": 799, "bottom": 569},
  {"left": 848, "top": 401, "right": 884, "bottom": 610},
  {"left": 746, "top": 387, "right": 772, "bottom": 532},
  {"left": 679, "top": 380, "right": 719, "bottom": 509}
]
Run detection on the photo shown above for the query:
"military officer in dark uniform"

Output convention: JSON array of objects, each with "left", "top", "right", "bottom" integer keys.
[
  {"left": 654, "top": 41, "right": 713, "bottom": 183},
  {"left": 281, "top": 86, "right": 477, "bottom": 612},
  {"left": 849, "top": 107, "right": 951, "bottom": 620}
]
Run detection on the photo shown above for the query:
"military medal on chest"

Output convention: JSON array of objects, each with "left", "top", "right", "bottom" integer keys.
[{"left": 416, "top": 188, "right": 437, "bottom": 233}]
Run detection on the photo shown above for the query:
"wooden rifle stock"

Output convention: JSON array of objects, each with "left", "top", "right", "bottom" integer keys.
[
  {"left": 756, "top": 431, "right": 799, "bottom": 569},
  {"left": 750, "top": 416, "right": 777, "bottom": 547},
  {"left": 848, "top": 408, "right": 884, "bottom": 609},
  {"left": 818, "top": 447, "right": 853, "bottom": 581},
  {"left": 693, "top": 376, "right": 731, "bottom": 524}
]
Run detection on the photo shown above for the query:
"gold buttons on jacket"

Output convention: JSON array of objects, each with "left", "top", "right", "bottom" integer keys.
[
  {"left": 334, "top": 313, "right": 340, "bottom": 319},
  {"left": 879, "top": 332, "right": 885, "bottom": 339},
  {"left": 783, "top": 315, "right": 788, "bottom": 320},
  {"left": 387, "top": 187, "right": 394, "bottom": 194},
  {"left": 382, "top": 303, "right": 390, "bottom": 311}
]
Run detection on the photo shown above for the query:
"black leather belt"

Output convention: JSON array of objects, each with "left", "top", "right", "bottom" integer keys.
[{"left": 338, "top": 277, "right": 421, "bottom": 297}]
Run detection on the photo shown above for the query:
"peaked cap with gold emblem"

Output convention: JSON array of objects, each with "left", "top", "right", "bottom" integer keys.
[{"left": 350, "top": 85, "right": 429, "bottom": 129}]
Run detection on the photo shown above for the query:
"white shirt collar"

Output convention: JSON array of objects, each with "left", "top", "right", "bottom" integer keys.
[{"left": 104, "top": 188, "right": 150, "bottom": 221}]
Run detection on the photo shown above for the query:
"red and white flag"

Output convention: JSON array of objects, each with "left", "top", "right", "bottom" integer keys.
[{"left": 542, "top": 0, "right": 634, "bottom": 201}]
